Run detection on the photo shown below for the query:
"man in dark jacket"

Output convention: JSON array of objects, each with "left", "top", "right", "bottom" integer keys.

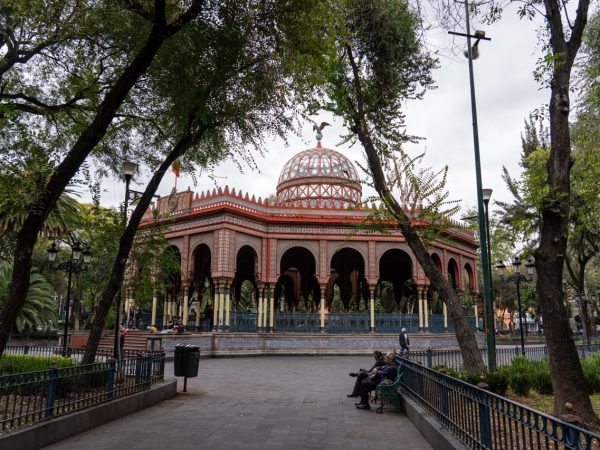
[
  {"left": 347, "top": 350, "right": 385, "bottom": 397},
  {"left": 355, "top": 352, "right": 398, "bottom": 410}
]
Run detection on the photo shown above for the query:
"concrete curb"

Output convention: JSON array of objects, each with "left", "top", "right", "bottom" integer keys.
[
  {"left": 0, "top": 379, "right": 177, "bottom": 450},
  {"left": 399, "top": 391, "right": 467, "bottom": 450}
]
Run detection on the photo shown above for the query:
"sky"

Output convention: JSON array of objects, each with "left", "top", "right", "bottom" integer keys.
[{"left": 96, "top": 10, "right": 549, "bottom": 217}]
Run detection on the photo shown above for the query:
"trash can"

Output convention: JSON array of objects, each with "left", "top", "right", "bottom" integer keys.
[
  {"left": 185, "top": 345, "right": 200, "bottom": 377},
  {"left": 174, "top": 344, "right": 187, "bottom": 377}
]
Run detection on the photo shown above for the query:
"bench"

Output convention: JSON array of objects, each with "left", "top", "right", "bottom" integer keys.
[{"left": 373, "top": 370, "right": 403, "bottom": 414}]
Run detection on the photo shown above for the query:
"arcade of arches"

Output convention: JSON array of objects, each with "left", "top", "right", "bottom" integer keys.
[{"left": 131, "top": 138, "right": 480, "bottom": 333}]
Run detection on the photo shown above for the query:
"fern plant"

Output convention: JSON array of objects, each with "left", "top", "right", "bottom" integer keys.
[{"left": 0, "top": 262, "right": 57, "bottom": 332}]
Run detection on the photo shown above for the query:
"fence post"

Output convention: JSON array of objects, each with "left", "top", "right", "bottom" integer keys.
[
  {"left": 514, "top": 346, "right": 520, "bottom": 358},
  {"left": 106, "top": 359, "right": 116, "bottom": 398},
  {"left": 427, "top": 348, "right": 433, "bottom": 369},
  {"left": 24, "top": 345, "right": 29, "bottom": 355},
  {"left": 477, "top": 379, "right": 492, "bottom": 449},
  {"left": 45, "top": 363, "right": 58, "bottom": 418},
  {"left": 439, "top": 372, "right": 449, "bottom": 427}
]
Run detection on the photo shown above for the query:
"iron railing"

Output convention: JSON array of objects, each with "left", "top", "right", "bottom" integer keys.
[
  {"left": 4, "top": 346, "right": 158, "bottom": 363},
  {"left": 374, "top": 313, "right": 420, "bottom": 333},
  {"left": 399, "top": 357, "right": 600, "bottom": 449},
  {"left": 0, "top": 352, "right": 165, "bottom": 434},
  {"left": 275, "top": 313, "right": 321, "bottom": 333},
  {"left": 222, "top": 312, "right": 477, "bottom": 333},
  {"left": 408, "top": 344, "right": 600, "bottom": 371},
  {"left": 229, "top": 311, "right": 259, "bottom": 332}
]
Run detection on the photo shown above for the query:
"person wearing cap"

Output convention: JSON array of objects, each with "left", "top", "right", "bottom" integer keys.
[
  {"left": 346, "top": 350, "right": 385, "bottom": 398},
  {"left": 355, "top": 352, "right": 398, "bottom": 410},
  {"left": 399, "top": 327, "right": 410, "bottom": 356}
]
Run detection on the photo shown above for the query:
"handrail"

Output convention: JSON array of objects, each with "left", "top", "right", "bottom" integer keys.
[
  {"left": 0, "top": 352, "right": 165, "bottom": 434},
  {"left": 398, "top": 357, "right": 600, "bottom": 449}
]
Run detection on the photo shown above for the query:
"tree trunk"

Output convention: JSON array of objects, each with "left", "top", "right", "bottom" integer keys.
[
  {"left": 0, "top": 1, "right": 200, "bottom": 356},
  {"left": 537, "top": 0, "right": 597, "bottom": 425},
  {"left": 82, "top": 125, "right": 205, "bottom": 364},
  {"left": 352, "top": 120, "right": 484, "bottom": 371},
  {"left": 343, "top": 44, "right": 484, "bottom": 372}
]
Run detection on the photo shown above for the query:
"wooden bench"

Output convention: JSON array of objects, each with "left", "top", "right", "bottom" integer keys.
[
  {"left": 69, "top": 331, "right": 153, "bottom": 354},
  {"left": 373, "top": 370, "right": 403, "bottom": 413}
]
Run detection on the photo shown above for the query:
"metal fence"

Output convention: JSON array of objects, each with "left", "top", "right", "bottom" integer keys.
[
  {"left": 0, "top": 352, "right": 165, "bottom": 434},
  {"left": 408, "top": 343, "right": 600, "bottom": 371},
  {"left": 4, "top": 345, "right": 158, "bottom": 363},
  {"left": 399, "top": 357, "right": 600, "bottom": 449},
  {"left": 220, "top": 312, "right": 477, "bottom": 334}
]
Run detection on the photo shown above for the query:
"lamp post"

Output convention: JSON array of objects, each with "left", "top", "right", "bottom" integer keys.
[
  {"left": 495, "top": 256, "right": 535, "bottom": 356},
  {"left": 48, "top": 240, "right": 91, "bottom": 355},
  {"left": 448, "top": 5, "right": 495, "bottom": 369},
  {"left": 482, "top": 188, "right": 494, "bottom": 329},
  {"left": 574, "top": 288, "right": 591, "bottom": 346},
  {"left": 114, "top": 160, "right": 138, "bottom": 359}
]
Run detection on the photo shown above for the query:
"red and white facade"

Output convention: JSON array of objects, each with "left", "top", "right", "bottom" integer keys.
[{"left": 136, "top": 140, "right": 480, "bottom": 332}]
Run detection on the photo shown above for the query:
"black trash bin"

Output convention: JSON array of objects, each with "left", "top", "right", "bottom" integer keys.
[
  {"left": 185, "top": 345, "right": 200, "bottom": 377},
  {"left": 174, "top": 344, "right": 187, "bottom": 377}
]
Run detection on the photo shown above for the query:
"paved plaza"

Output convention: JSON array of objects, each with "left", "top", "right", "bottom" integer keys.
[{"left": 43, "top": 355, "right": 431, "bottom": 450}]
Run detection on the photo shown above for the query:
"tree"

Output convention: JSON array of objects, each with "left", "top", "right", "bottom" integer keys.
[
  {"left": 461, "top": 0, "right": 596, "bottom": 422},
  {"left": 322, "top": 0, "right": 484, "bottom": 371},
  {"left": 0, "top": 262, "right": 56, "bottom": 333},
  {"left": 0, "top": 0, "right": 203, "bottom": 355},
  {"left": 81, "top": 0, "right": 337, "bottom": 363}
]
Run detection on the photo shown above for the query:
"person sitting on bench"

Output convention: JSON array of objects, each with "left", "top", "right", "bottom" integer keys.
[
  {"left": 347, "top": 350, "right": 385, "bottom": 398},
  {"left": 355, "top": 352, "right": 398, "bottom": 410}
]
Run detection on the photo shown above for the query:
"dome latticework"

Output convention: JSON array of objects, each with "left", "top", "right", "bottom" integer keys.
[{"left": 276, "top": 147, "right": 362, "bottom": 208}]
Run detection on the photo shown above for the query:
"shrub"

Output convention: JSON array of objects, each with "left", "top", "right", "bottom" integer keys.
[
  {"left": 529, "top": 359, "right": 553, "bottom": 395},
  {"left": 582, "top": 353, "right": 600, "bottom": 394},
  {"left": 486, "top": 371, "right": 508, "bottom": 396},
  {"left": 0, "top": 354, "right": 75, "bottom": 375}
]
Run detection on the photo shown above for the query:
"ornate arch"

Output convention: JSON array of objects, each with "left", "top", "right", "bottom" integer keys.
[
  {"left": 189, "top": 234, "right": 215, "bottom": 270},
  {"left": 277, "top": 240, "right": 318, "bottom": 275},
  {"left": 375, "top": 242, "right": 416, "bottom": 277},
  {"left": 327, "top": 241, "right": 368, "bottom": 268}
]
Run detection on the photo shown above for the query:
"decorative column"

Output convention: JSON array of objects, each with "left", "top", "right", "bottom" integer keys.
[
  {"left": 195, "top": 295, "right": 202, "bottom": 330},
  {"left": 369, "top": 287, "right": 376, "bottom": 333},
  {"left": 262, "top": 290, "right": 268, "bottom": 330},
  {"left": 423, "top": 289, "right": 430, "bottom": 329},
  {"left": 225, "top": 280, "right": 231, "bottom": 332},
  {"left": 213, "top": 283, "right": 220, "bottom": 332},
  {"left": 418, "top": 287, "right": 424, "bottom": 330},
  {"left": 151, "top": 288, "right": 158, "bottom": 327},
  {"left": 162, "top": 292, "right": 168, "bottom": 327},
  {"left": 218, "top": 282, "right": 225, "bottom": 332},
  {"left": 443, "top": 302, "right": 448, "bottom": 329},
  {"left": 257, "top": 287, "right": 264, "bottom": 333},
  {"left": 182, "top": 285, "right": 190, "bottom": 329},
  {"left": 268, "top": 285, "right": 274, "bottom": 332},
  {"left": 474, "top": 298, "right": 479, "bottom": 330},
  {"left": 320, "top": 286, "right": 326, "bottom": 333}
]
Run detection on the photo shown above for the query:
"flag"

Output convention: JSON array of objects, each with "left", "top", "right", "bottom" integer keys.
[{"left": 172, "top": 160, "right": 181, "bottom": 177}]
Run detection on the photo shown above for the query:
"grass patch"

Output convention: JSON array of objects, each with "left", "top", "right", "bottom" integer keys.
[{"left": 507, "top": 391, "right": 600, "bottom": 417}]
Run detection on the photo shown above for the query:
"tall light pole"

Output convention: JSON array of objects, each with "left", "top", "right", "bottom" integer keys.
[
  {"left": 496, "top": 256, "right": 535, "bottom": 356},
  {"left": 482, "top": 188, "right": 494, "bottom": 329},
  {"left": 448, "top": 3, "right": 495, "bottom": 369},
  {"left": 48, "top": 240, "right": 91, "bottom": 355},
  {"left": 114, "top": 160, "right": 138, "bottom": 359}
]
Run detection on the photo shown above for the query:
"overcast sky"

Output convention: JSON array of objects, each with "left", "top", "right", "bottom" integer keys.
[{"left": 96, "top": 10, "right": 550, "bottom": 217}]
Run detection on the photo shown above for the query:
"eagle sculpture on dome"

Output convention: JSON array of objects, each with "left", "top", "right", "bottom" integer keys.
[{"left": 313, "top": 121, "right": 330, "bottom": 146}]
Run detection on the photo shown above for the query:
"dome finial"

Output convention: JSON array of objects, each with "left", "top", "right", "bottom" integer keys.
[{"left": 312, "top": 122, "right": 330, "bottom": 148}]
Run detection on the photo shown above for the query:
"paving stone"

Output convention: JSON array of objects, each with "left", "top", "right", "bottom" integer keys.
[{"left": 42, "top": 356, "right": 431, "bottom": 450}]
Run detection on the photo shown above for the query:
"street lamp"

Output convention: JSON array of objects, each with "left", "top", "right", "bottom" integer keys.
[
  {"left": 449, "top": 7, "right": 494, "bottom": 370},
  {"left": 48, "top": 240, "right": 91, "bottom": 355},
  {"left": 495, "top": 256, "right": 535, "bottom": 356},
  {"left": 114, "top": 160, "right": 138, "bottom": 359},
  {"left": 482, "top": 189, "right": 494, "bottom": 328}
]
